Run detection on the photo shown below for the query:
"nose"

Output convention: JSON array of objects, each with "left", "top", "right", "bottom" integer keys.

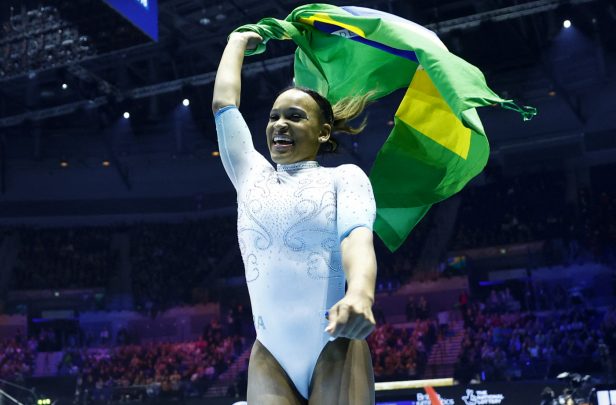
[{"left": 272, "top": 118, "right": 288, "bottom": 132}]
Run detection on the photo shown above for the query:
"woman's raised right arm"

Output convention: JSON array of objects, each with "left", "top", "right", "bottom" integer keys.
[
  {"left": 212, "top": 32, "right": 262, "bottom": 113},
  {"left": 213, "top": 31, "right": 270, "bottom": 189}
]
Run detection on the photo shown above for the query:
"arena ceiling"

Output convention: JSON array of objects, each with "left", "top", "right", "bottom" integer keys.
[{"left": 0, "top": 0, "right": 615, "bottom": 155}]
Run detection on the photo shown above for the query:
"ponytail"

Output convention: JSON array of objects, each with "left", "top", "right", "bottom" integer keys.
[{"left": 331, "top": 91, "right": 374, "bottom": 135}]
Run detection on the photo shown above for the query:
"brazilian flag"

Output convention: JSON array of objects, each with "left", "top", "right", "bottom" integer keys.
[{"left": 235, "top": 3, "right": 536, "bottom": 251}]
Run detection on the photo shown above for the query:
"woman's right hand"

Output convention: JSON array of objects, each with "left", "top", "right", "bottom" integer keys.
[{"left": 228, "top": 31, "right": 263, "bottom": 50}]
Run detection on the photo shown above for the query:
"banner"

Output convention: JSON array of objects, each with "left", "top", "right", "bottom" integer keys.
[
  {"left": 102, "top": 0, "right": 158, "bottom": 41},
  {"left": 376, "top": 382, "right": 568, "bottom": 405}
]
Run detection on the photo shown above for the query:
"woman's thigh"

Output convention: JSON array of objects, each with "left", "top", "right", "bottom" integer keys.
[
  {"left": 247, "top": 339, "right": 307, "bottom": 405},
  {"left": 309, "top": 338, "right": 375, "bottom": 405}
]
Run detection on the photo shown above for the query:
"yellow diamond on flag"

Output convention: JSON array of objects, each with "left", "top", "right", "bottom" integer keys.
[{"left": 396, "top": 68, "right": 471, "bottom": 160}]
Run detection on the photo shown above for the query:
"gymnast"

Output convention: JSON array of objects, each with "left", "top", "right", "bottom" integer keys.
[{"left": 213, "top": 31, "right": 378, "bottom": 405}]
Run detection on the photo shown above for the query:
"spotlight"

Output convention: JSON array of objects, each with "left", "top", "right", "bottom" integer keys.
[
  {"left": 123, "top": 112, "right": 130, "bottom": 119},
  {"left": 548, "top": 90, "right": 557, "bottom": 97},
  {"left": 211, "top": 151, "right": 220, "bottom": 157},
  {"left": 563, "top": 19, "right": 571, "bottom": 28},
  {"left": 61, "top": 83, "right": 68, "bottom": 90},
  {"left": 60, "top": 160, "right": 69, "bottom": 168},
  {"left": 182, "top": 98, "right": 190, "bottom": 107},
  {"left": 102, "top": 160, "right": 111, "bottom": 167}
]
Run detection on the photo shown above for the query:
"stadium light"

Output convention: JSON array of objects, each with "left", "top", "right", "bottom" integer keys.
[
  {"left": 563, "top": 19, "right": 571, "bottom": 28},
  {"left": 123, "top": 112, "right": 130, "bottom": 119},
  {"left": 61, "top": 83, "right": 68, "bottom": 90},
  {"left": 182, "top": 98, "right": 190, "bottom": 107}
]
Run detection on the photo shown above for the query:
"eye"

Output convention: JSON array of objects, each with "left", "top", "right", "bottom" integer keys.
[
  {"left": 290, "top": 113, "right": 302, "bottom": 120},
  {"left": 268, "top": 113, "right": 279, "bottom": 121}
]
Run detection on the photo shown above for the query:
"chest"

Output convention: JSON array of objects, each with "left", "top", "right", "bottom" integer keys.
[{"left": 237, "top": 169, "right": 339, "bottom": 246}]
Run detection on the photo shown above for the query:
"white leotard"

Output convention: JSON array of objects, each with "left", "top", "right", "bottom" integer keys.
[{"left": 215, "top": 106, "right": 376, "bottom": 399}]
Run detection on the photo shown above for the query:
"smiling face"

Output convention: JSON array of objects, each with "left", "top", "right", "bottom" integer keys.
[{"left": 266, "top": 89, "right": 331, "bottom": 165}]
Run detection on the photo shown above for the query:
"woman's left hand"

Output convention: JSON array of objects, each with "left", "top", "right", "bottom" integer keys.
[{"left": 325, "top": 292, "right": 376, "bottom": 340}]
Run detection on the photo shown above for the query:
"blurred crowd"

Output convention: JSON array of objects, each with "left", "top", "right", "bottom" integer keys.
[
  {"left": 7, "top": 212, "right": 432, "bottom": 311},
  {"left": 129, "top": 218, "right": 238, "bottom": 313},
  {"left": 452, "top": 171, "right": 567, "bottom": 250},
  {"left": 0, "top": 6, "right": 93, "bottom": 78},
  {"left": 59, "top": 321, "right": 247, "bottom": 402},
  {"left": 1, "top": 299, "right": 616, "bottom": 397},
  {"left": 4, "top": 169, "right": 612, "bottom": 306},
  {"left": 0, "top": 331, "right": 36, "bottom": 382},
  {"left": 373, "top": 213, "right": 433, "bottom": 290},
  {"left": 451, "top": 170, "right": 616, "bottom": 267},
  {"left": 368, "top": 319, "right": 437, "bottom": 381},
  {"left": 0, "top": 167, "right": 613, "bottom": 398},
  {"left": 13, "top": 227, "right": 117, "bottom": 290},
  {"left": 455, "top": 305, "right": 611, "bottom": 383},
  {"left": 576, "top": 187, "right": 616, "bottom": 264}
]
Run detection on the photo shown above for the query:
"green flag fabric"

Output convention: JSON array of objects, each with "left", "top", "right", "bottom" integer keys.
[{"left": 234, "top": 3, "right": 536, "bottom": 251}]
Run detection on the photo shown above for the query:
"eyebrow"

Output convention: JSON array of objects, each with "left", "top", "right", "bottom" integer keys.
[{"left": 270, "top": 107, "right": 308, "bottom": 115}]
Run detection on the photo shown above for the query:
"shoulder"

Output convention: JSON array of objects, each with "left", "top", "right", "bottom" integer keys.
[
  {"left": 330, "top": 164, "right": 373, "bottom": 195},
  {"left": 332, "top": 164, "right": 369, "bottom": 179}
]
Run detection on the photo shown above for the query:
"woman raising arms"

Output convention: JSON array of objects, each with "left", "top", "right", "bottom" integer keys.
[{"left": 212, "top": 31, "right": 378, "bottom": 405}]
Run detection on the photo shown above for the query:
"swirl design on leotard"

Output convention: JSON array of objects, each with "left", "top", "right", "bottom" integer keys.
[
  {"left": 307, "top": 250, "right": 343, "bottom": 279},
  {"left": 283, "top": 176, "right": 341, "bottom": 279},
  {"left": 293, "top": 176, "right": 329, "bottom": 198},
  {"left": 283, "top": 187, "right": 336, "bottom": 252},
  {"left": 237, "top": 209, "right": 260, "bottom": 282},
  {"left": 306, "top": 232, "right": 343, "bottom": 279},
  {"left": 245, "top": 253, "right": 259, "bottom": 282},
  {"left": 238, "top": 172, "right": 274, "bottom": 251}
]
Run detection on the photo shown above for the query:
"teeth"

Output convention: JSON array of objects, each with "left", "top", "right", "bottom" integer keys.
[{"left": 273, "top": 135, "right": 293, "bottom": 143}]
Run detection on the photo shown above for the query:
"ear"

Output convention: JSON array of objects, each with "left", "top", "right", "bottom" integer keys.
[{"left": 318, "top": 123, "right": 332, "bottom": 144}]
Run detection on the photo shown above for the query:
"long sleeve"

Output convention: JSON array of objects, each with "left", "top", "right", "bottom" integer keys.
[{"left": 214, "top": 106, "right": 272, "bottom": 189}]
